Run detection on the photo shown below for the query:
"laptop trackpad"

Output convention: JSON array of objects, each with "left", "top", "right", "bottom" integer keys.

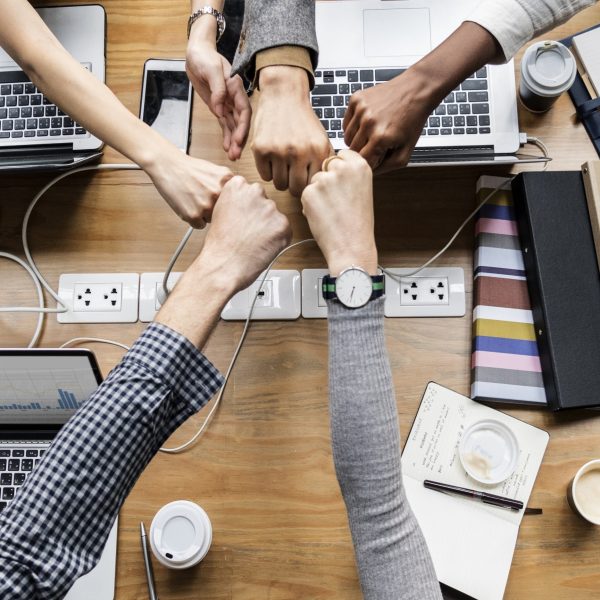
[{"left": 363, "top": 8, "right": 431, "bottom": 57}]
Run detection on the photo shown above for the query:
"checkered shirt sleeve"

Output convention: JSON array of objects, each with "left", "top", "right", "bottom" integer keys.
[{"left": 0, "top": 322, "right": 223, "bottom": 600}]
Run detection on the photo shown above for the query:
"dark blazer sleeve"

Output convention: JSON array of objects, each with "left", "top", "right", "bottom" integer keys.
[{"left": 231, "top": 0, "right": 318, "bottom": 85}]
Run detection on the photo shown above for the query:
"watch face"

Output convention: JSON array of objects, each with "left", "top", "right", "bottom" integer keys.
[{"left": 336, "top": 268, "right": 372, "bottom": 308}]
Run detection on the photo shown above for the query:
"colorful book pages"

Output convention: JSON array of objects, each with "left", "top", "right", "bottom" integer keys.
[{"left": 471, "top": 176, "right": 547, "bottom": 406}]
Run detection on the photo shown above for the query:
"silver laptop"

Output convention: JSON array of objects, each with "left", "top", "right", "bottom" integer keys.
[
  {"left": 0, "top": 348, "right": 117, "bottom": 600},
  {"left": 313, "top": 0, "right": 523, "bottom": 166},
  {"left": 0, "top": 5, "right": 105, "bottom": 172}
]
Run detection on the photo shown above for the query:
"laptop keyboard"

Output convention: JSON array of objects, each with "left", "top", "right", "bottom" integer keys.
[
  {"left": 0, "top": 447, "right": 45, "bottom": 511},
  {"left": 0, "top": 72, "right": 89, "bottom": 142},
  {"left": 312, "top": 67, "right": 491, "bottom": 141}
]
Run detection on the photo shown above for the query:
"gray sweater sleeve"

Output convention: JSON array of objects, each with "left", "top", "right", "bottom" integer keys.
[
  {"left": 327, "top": 298, "right": 442, "bottom": 600},
  {"left": 231, "top": 0, "right": 318, "bottom": 83}
]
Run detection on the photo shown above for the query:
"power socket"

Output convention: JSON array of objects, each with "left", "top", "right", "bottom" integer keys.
[
  {"left": 384, "top": 267, "right": 465, "bottom": 317},
  {"left": 139, "top": 272, "right": 183, "bottom": 322},
  {"left": 301, "top": 269, "right": 329, "bottom": 318},
  {"left": 221, "top": 270, "right": 301, "bottom": 320},
  {"left": 57, "top": 273, "right": 139, "bottom": 323}
]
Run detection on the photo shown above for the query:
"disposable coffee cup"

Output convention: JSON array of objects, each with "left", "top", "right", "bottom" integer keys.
[
  {"left": 567, "top": 459, "right": 600, "bottom": 525},
  {"left": 149, "top": 500, "right": 212, "bottom": 569},
  {"left": 519, "top": 40, "right": 576, "bottom": 112}
]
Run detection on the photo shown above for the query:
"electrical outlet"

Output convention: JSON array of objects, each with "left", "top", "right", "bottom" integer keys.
[
  {"left": 384, "top": 267, "right": 465, "bottom": 317},
  {"left": 301, "top": 269, "right": 329, "bottom": 318},
  {"left": 221, "top": 270, "right": 301, "bottom": 320},
  {"left": 139, "top": 272, "right": 183, "bottom": 322},
  {"left": 57, "top": 273, "right": 139, "bottom": 323},
  {"left": 399, "top": 277, "right": 449, "bottom": 305}
]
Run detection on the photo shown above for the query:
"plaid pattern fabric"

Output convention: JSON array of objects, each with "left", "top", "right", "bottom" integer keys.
[{"left": 0, "top": 323, "right": 223, "bottom": 599}]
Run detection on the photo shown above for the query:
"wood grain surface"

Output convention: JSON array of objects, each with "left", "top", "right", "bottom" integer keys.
[{"left": 1, "top": 2, "right": 599, "bottom": 598}]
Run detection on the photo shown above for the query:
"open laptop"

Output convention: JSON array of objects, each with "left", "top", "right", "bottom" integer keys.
[
  {"left": 0, "top": 5, "right": 105, "bottom": 172},
  {"left": 313, "top": 0, "right": 527, "bottom": 166},
  {"left": 0, "top": 348, "right": 117, "bottom": 600}
]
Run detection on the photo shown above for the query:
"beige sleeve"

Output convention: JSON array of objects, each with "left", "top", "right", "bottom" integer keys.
[{"left": 254, "top": 45, "right": 315, "bottom": 89}]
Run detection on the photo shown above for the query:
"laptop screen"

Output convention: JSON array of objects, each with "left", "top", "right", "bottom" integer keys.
[{"left": 0, "top": 351, "right": 102, "bottom": 425}]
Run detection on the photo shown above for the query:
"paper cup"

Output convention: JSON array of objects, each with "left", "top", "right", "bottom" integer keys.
[
  {"left": 519, "top": 40, "right": 576, "bottom": 112},
  {"left": 149, "top": 500, "right": 212, "bottom": 569},
  {"left": 567, "top": 459, "right": 600, "bottom": 525}
]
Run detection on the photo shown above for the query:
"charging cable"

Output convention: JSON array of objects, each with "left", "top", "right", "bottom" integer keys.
[{"left": 0, "top": 164, "right": 142, "bottom": 346}]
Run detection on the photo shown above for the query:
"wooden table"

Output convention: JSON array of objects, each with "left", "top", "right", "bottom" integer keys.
[{"left": 1, "top": 2, "right": 600, "bottom": 598}]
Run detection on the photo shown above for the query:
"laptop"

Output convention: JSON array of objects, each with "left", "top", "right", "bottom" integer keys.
[
  {"left": 313, "top": 0, "right": 528, "bottom": 166},
  {"left": 0, "top": 5, "right": 105, "bottom": 172},
  {"left": 0, "top": 348, "right": 117, "bottom": 600}
]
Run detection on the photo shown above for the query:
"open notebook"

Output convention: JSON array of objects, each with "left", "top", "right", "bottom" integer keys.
[{"left": 402, "top": 383, "right": 549, "bottom": 600}]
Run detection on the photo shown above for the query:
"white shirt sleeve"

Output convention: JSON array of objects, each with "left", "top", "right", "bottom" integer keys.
[{"left": 466, "top": 0, "right": 597, "bottom": 61}]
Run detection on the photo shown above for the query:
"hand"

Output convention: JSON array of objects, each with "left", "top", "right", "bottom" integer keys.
[
  {"left": 155, "top": 176, "right": 290, "bottom": 348},
  {"left": 252, "top": 65, "right": 332, "bottom": 197},
  {"left": 343, "top": 69, "right": 436, "bottom": 171},
  {"left": 343, "top": 22, "right": 502, "bottom": 172},
  {"left": 200, "top": 176, "right": 293, "bottom": 292},
  {"left": 301, "top": 150, "right": 377, "bottom": 276},
  {"left": 186, "top": 20, "right": 251, "bottom": 160},
  {"left": 146, "top": 147, "right": 233, "bottom": 228}
]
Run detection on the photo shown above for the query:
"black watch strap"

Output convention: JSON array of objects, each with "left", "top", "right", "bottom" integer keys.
[{"left": 322, "top": 274, "right": 385, "bottom": 302}]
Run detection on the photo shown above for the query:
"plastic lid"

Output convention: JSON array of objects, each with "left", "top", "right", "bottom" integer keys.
[
  {"left": 521, "top": 41, "right": 576, "bottom": 97},
  {"left": 459, "top": 419, "right": 519, "bottom": 485},
  {"left": 149, "top": 500, "right": 212, "bottom": 569}
]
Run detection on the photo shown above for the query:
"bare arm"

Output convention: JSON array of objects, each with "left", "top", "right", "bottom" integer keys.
[{"left": 1, "top": 0, "right": 232, "bottom": 227}]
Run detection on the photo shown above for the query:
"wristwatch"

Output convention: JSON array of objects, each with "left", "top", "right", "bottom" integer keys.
[
  {"left": 322, "top": 267, "right": 385, "bottom": 309},
  {"left": 187, "top": 6, "right": 226, "bottom": 41}
]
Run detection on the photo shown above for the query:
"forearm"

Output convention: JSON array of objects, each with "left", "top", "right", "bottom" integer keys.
[
  {"left": 328, "top": 299, "right": 442, "bottom": 600},
  {"left": 401, "top": 21, "right": 501, "bottom": 118},
  {"left": 0, "top": 323, "right": 223, "bottom": 599},
  {"left": 467, "top": 0, "right": 596, "bottom": 61},
  {"left": 1, "top": 0, "right": 176, "bottom": 169}
]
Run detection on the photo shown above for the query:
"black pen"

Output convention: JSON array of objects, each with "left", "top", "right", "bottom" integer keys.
[{"left": 424, "top": 479, "right": 524, "bottom": 511}]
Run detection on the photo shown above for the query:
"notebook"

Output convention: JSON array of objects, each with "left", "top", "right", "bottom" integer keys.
[
  {"left": 582, "top": 161, "right": 600, "bottom": 265},
  {"left": 402, "top": 382, "right": 549, "bottom": 600},
  {"left": 512, "top": 172, "right": 600, "bottom": 410},
  {"left": 471, "top": 176, "right": 547, "bottom": 406},
  {"left": 572, "top": 27, "right": 600, "bottom": 96}
]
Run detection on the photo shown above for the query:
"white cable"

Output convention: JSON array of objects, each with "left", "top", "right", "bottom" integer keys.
[
  {"left": 526, "top": 135, "right": 550, "bottom": 170},
  {"left": 379, "top": 176, "right": 514, "bottom": 281},
  {"left": 21, "top": 164, "right": 141, "bottom": 314},
  {"left": 161, "top": 226, "right": 194, "bottom": 302},
  {"left": 0, "top": 251, "right": 45, "bottom": 348},
  {"left": 0, "top": 163, "right": 142, "bottom": 349},
  {"left": 159, "top": 238, "right": 315, "bottom": 454},
  {"left": 59, "top": 337, "right": 130, "bottom": 351}
]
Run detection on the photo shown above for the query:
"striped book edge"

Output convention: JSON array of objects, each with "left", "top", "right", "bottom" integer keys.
[{"left": 471, "top": 176, "right": 548, "bottom": 407}]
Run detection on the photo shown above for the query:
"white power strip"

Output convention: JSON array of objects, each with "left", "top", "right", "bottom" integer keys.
[
  {"left": 57, "top": 273, "right": 139, "bottom": 323},
  {"left": 383, "top": 267, "right": 465, "bottom": 317},
  {"left": 302, "top": 267, "right": 465, "bottom": 318}
]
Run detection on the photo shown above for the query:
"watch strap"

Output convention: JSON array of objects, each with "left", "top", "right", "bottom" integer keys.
[{"left": 322, "top": 274, "right": 385, "bottom": 302}]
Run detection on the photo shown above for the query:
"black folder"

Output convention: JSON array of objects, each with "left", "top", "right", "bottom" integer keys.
[{"left": 512, "top": 172, "right": 600, "bottom": 410}]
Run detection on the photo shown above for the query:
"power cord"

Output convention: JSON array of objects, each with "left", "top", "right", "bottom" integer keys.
[
  {"left": 159, "top": 238, "right": 315, "bottom": 453},
  {"left": 0, "top": 163, "right": 142, "bottom": 345}
]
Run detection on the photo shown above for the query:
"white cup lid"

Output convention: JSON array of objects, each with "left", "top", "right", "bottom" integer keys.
[
  {"left": 459, "top": 419, "right": 519, "bottom": 485},
  {"left": 521, "top": 41, "right": 576, "bottom": 96},
  {"left": 149, "top": 500, "right": 212, "bottom": 569}
]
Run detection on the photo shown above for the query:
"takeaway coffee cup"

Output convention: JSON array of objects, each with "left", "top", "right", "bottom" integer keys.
[
  {"left": 149, "top": 500, "right": 212, "bottom": 568},
  {"left": 519, "top": 40, "right": 577, "bottom": 112},
  {"left": 567, "top": 459, "right": 600, "bottom": 525}
]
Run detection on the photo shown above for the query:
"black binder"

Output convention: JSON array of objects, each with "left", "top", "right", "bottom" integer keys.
[{"left": 512, "top": 172, "right": 600, "bottom": 410}]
